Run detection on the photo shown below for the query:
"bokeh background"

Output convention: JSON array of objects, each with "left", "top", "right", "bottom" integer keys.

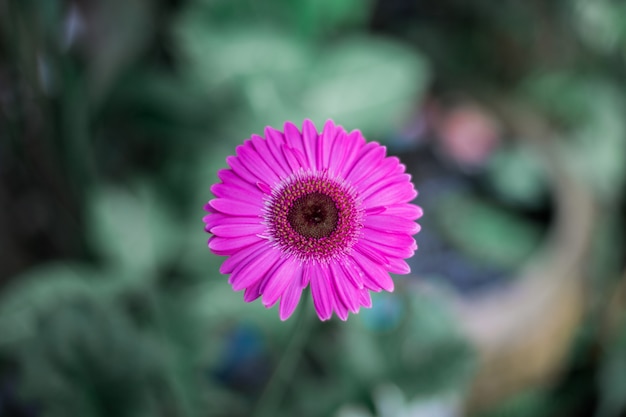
[{"left": 1, "top": 0, "right": 626, "bottom": 416}]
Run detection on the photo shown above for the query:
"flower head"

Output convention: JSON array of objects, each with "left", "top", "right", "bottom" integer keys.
[{"left": 204, "top": 120, "right": 422, "bottom": 321}]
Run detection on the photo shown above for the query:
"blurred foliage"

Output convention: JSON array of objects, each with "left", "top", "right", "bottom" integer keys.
[
  {"left": 175, "top": 2, "right": 429, "bottom": 139},
  {"left": 1, "top": 0, "right": 626, "bottom": 416},
  {"left": 597, "top": 312, "right": 626, "bottom": 417},
  {"left": 436, "top": 193, "right": 544, "bottom": 269},
  {"left": 521, "top": 74, "right": 626, "bottom": 202},
  {"left": 336, "top": 384, "right": 461, "bottom": 417},
  {"left": 485, "top": 145, "right": 548, "bottom": 209}
]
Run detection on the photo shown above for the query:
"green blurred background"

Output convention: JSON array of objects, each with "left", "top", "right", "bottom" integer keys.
[{"left": 1, "top": 0, "right": 625, "bottom": 416}]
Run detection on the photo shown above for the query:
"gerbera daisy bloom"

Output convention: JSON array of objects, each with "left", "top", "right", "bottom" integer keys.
[{"left": 203, "top": 120, "right": 421, "bottom": 321}]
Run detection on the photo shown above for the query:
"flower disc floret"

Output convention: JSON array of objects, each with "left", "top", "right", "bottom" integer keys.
[{"left": 264, "top": 171, "right": 363, "bottom": 263}]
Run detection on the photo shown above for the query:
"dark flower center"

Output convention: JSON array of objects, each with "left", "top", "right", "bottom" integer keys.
[
  {"left": 265, "top": 173, "right": 362, "bottom": 262},
  {"left": 287, "top": 192, "right": 338, "bottom": 238}
]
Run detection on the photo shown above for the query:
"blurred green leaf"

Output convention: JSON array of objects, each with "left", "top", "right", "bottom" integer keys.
[
  {"left": 344, "top": 290, "right": 475, "bottom": 399},
  {"left": 293, "top": 0, "right": 375, "bottom": 38},
  {"left": 522, "top": 72, "right": 591, "bottom": 125},
  {"left": 522, "top": 74, "right": 626, "bottom": 202},
  {"left": 336, "top": 404, "right": 372, "bottom": 417},
  {"left": 596, "top": 315, "right": 626, "bottom": 417},
  {"left": 0, "top": 264, "right": 209, "bottom": 416},
  {"left": 190, "top": 280, "right": 287, "bottom": 339},
  {"left": 337, "top": 385, "right": 462, "bottom": 417},
  {"left": 436, "top": 193, "right": 544, "bottom": 269},
  {"left": 176, "top": 24, "right": 311, "bottom": 91},
  {"left": 176, "top": 17, "right": 430, "bottom": 139},
  {"left": 574, "top": 0, "right": 626, "bottom": 54},
  {"left": 84, "top": 0, "right": 156, "bottom": 102},
  {"left": 0, "top": 263, "right": 103, "bottom": 347},
  {"left": 183, "top": 0, "right": 373, "bottom": 39},
  {"left": 486, "top": 145, "right": 548, "bottom": 208},
  {"left": 230, "top": 35, "right": 430, "bottom": 139},
  {"left": 86, "top": 183, "right": 182, "bottom": 279},
  {"left": 300, "top": 37, "right": 429, "bottom": 138},
  {"left": 102, "top": 70, "right": 217, "bottom": 141},
  {"left": 15, "top": 296, "right": 182, "bottom": 417},
  {"left": 394, "top": 292, "right": 475, "bottom": 397},
  {"left": 478, "top": 389, "right": 552, "bottom": 417},
  {"left": 343, "top": 321, "right": 387, "bottom": 383}
]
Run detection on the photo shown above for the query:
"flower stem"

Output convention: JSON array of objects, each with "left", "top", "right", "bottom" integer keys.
[{"left": 252, "top": 292, "right": 312, "bottom": 417}]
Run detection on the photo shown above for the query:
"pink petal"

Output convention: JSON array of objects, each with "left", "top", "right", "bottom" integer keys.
[
  {"left": 353, "top": 242, "right": 389, "bottom": 266},
  {"left": 343, "top": 255, "right": 380, "bottom": 291},
  {"left": 302, "top": 264, "right": 312, "bottom": 287},
  {"left": 333, "top": 293, "right": 349, "bottom": 321},
  {"left": 327, "top": 129, "right": 348, "bottom": 175},
  {"left": 387, "top": 258, "right": 411, "bottom": 274},
  {"left": 361, "top": 227, "right": 415, "bottom": 249},
  {"left": 309, "top": 263, "right": 333, "bottom": 321},
  {"left": 279, "top": 274, "right": 305, "bottom": 321},
  {"left": 281, "top": 144, "right": 306, "bottom": 172},
  {"left": 264, "top": 126, "right": 296, "bottom": 171},
  {"left": 395, "top": 162, "right": 407, "bottom": 174},
  {"left": 345, "top": 143, "right": 386, "bottom": 185},
  {"left": 339, "top": 259, "right": 364, "bottom": 290},
  {"left": 262, "top": 257, "right": 301, "bottom": 308},
  {"left": 359, "top": 173, "right": 412, "bottom": 200},
  {"left": 203, "top": 213, "right": 228, "bottom": 230},
  {"left": 209, "top": 235, "right": 261, "bottom": 255},
  {"left": 383, "top": 204, "right": 423, "bottom": 220},
  {"left": 352, "top": 156, "right": 400, "bottom": 190},
  {"left": 256, "top": 182, "right": 272, "bottom": 194},
  {"left": 359, "top": 289, "right": 373, "bottom": 308},
  {"left": 226, "top": 155, "right": 262, "bottom": 185},
  {"left": 209, "top": 199, "right": 262, "bottom": 216},
  {"left": 251, "top": 134, "right": 290, "bottom": 178},
  {"left": 210, "top": 223, "right": 266, "bottom": 238},
  {"left": 211, "top": 183, "right": 263, "bottom": 202},
  {"left": 243, "top": 279, "right": 263, "bottom": 302},
  {"left": 360, "top": 233, "right": 415, "bottom": 259},
  {"left": 284, "top": 122, "right": 306, "bottom": 157},
  {"left": 329, "top": 262, "right": 359, "bottom": 313},
  {"left": 203, "top": 202, "right": 215, "bottom": 214},
  {"left": 220, "top": 242, "right": 269, "bottom": 274},
  {"left": 229, "top": 248, "right": 281, "bottom": 291},
  {"left": 320, "top": 120, "right": 338, "bottom": 169},
  {"left": 206, "top": 215, "right": 261, "bottom": 231},
  {"left": 218, "top": 169, "right": 259, "bottom": 193},
  {"left": 302, "top": 119, "right": 320, "bottom": 171},
  {"left": 256, "top": 257, "right": 289, "bottom": 306},
  {"left": 220, "top": 241, "right": 268, "bottom": 274},
  {"left": 363, "top": 228, "right": 416, "bottom": 248},
  {"left": 264, "top": 126, "right": 285, "bottom": 144},
  {"left": 330, "top": 130, "right": 365, "bottom": 178},
  {"left": 365, "top": 206, "right": 386, "bottom": 216},
  {"left": 364, "top": 215, "right": 421, "bottom": 235},
  {"left": 236, "top": 142, "right": 280, "bottom": 185},
  {"left": 350, "top": 251, "right": 394, "bottom": 291},
  {"left": 363, "top": 181, "right": 417, "bottom": 207}
]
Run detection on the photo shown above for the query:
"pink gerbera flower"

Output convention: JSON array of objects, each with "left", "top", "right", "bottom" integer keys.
[{"left": 204, "top": 120, "right": 422, "bottom": 321}]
